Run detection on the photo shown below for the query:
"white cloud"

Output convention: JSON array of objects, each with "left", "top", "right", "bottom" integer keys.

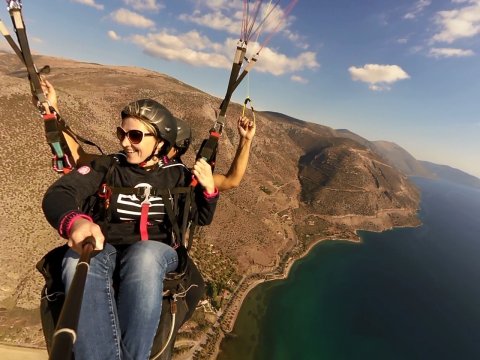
[
  {"left": 199, "top": 0, "right": 242, "bottom": 11},
  {"left": 181, "top": 2, "right": 303, "bottom": 47},
  {"left": 108, "top": 30, "right": 122, "bottom": 41},
  {"left": 291, "top": 75, "right": 308, "bottom": 84},
  {"left": 397, "top": 37, "right": 408, "bottom": 44},
  {"left": 348, "top": 64, "right": 410, "bottom": 91},
  {"left": 72, "top": 0, "right": 104, "bottom": 10},
  {"left": 123, "top": 0, "right": 163, "bottom": 12},
  {"left": 179, "top": 10, "right": 239, "bottom": 34},
  {"left": 110, "top": 8, "right": 155, "bottom": 28},
  {"left": 429, "top": 47, "right": 474, "bottom": 57},
  {"left": 432, "top": 0, "right": 480, "bottom": 43},
  {"left": 128, "top": 30, "right": 319, "bottom": 76},
  {"left": 404, "top": 0, "right": 432, "bottom": 20},
  {"left": 253, "top": 46, "right": 319, "bottom": 76},
  {"left": 129, "top": 31, "right": 231, "bottom": 69},
  {"left": 284, "top": 29, "right": 310, "bottom": 49}
]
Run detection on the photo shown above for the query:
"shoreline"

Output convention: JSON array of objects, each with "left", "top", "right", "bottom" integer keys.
[
  {"left": 207, "top": 234, "right": 359, "bottom": 359},
  {"left": 220, "top": 235, "right": 359, "bottom": 332},
  {"left": 207, "top": 212, "right": 422, "bottom": 359}
]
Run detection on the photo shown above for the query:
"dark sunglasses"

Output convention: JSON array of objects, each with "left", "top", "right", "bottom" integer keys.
[{"left": 116, "top": 127, "right": 154, "bottom": 144}]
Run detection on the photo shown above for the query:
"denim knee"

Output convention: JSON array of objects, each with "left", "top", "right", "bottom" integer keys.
[
  {"left": 120, "top": 241, "right": 178, "bottom": 279},
  {"left": 62, "top": 243, "right": 117, "bottom": 291}
]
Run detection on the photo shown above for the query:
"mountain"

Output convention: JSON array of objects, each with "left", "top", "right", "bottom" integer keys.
[
  {"left": 0, "top": 53, "right": 420, "bottom": 356},
  {"left": 370, "top": 140, "right": 434, "bottom": 178},
  {"left": 370, "top": 140, "right": 480, "bottom": 188},
  {"left": 420, "top": 161, "right": 480, "bottom": 188},
  {"left": 333, "top": 129, "right": 480, "bottom": 189}
]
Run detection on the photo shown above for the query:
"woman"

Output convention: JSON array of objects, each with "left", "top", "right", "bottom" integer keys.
[{"left": 42, "top": 98, "right": 218, "bottom": 360}]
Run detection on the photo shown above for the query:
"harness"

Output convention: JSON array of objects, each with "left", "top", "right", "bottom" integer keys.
[{"left": 91, "top": 155, "right": 199, "bottom": 254}]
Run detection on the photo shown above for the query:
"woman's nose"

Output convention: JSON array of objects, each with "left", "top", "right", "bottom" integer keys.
[{"left": 120, "top": 135, "right": 131, "bottom": 147}]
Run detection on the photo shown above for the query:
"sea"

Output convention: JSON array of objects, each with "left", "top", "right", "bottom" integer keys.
[{"left": 218, "top": 177, "right": 480, "bottom": 360}]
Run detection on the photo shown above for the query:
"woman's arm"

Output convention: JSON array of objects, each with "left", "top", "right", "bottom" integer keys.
[
  {"left": 42, "top": 159, "right": 108, "bottom": 252},
  {"left": 214, "top": 115, "right": 255, "bottom": 191}
]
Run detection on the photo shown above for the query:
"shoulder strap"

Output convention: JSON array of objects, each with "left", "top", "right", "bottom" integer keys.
[{"left": 157, "top": 187, "right": 195, "bottom": 249}]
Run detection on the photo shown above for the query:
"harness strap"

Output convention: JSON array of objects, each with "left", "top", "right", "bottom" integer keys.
[
  {"left": 0, "top": 18, "right": 23, "bottom": 60},
  {"left": 191, "top": 131, "right": 220, "bottom": 187},
  {"left": 8, "top": 5, "right": 49, "bottom": 111},
  {"left": 160, "top": 189, "right": 182, "bottom": 249},
  {"left": 181, "top": 190, "right": 194, "bottom": 249},
  {"left": 139, "top": 186, "right": 151, "bottom": 241}
]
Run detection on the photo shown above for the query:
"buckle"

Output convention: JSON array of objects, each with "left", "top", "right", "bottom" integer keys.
[{"left": 98, "top": 183, "right": 111, "bottom": 199}]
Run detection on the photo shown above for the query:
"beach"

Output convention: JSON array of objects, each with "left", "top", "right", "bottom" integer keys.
[{"left": 204, "top": 233, "right": 359, "bottom": 359}]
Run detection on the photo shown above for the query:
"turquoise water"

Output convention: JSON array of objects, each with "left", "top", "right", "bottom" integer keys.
[{"left": 218, "top": 178, "right": 480, "bottom": 359}]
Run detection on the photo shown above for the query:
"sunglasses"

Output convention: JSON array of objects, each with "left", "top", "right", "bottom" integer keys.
[{"left": 116, "top": 127, "right": 154, "bottom": 144}]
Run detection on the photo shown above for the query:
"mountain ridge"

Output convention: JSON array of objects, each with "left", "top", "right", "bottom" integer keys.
[{"left": 334, "top": 129, "right": 479, "bottom": 188}]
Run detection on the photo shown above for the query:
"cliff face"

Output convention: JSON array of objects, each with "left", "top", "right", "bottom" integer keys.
[{"left": 0, "top": 53, "right": 420, "bottom": 346}]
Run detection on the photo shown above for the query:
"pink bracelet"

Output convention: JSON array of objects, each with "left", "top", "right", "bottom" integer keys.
[
  {"left": 203, "top": 187, "right": 219, "bottom": 199},
  {"left": 66, "top": 214, "right": 93, "bottom": 238},
  {"left": 59, "top": 211, "right": 93, "bottom": 238}
]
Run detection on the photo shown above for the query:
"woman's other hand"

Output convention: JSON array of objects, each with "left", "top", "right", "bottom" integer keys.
[{"left": 193, "top": 158, "right": 215, "bottom": 194}]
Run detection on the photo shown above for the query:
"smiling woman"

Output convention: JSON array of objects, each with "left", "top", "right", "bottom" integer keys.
[
  {"left": 118, "top": 98, "right": 177, "bottom": 167},
  {"left": 39, "top": 82, "right": 219, "bottom": 360}
]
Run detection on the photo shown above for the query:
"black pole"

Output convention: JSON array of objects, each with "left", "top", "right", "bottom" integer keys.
[{"left": 49, "top": 236, "right": 96, "bottom": 360}]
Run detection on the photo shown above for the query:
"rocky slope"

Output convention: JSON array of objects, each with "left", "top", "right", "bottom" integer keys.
[{"left": 0, "top": 53, "right": 420, "bottom": 351}]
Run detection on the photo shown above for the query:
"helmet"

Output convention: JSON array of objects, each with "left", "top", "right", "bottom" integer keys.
[
  {"left": 121, "top": 99, "right": 177, "bottom": 154},
  {"left": 174, "top": 117, "right": 192, "bottom": 157}
]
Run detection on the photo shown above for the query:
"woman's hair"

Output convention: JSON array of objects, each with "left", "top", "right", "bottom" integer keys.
[{"left": 126, "top": 115, "right": 160, "bottom": 139}]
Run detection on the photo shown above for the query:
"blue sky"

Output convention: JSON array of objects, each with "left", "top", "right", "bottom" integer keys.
[{"left": 2, "top": 0, "right": 480, "bottom": 177}]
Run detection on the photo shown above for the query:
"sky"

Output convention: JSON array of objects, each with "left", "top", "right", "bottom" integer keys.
[{"left": 1, "top": 0, "right": 479, "bottom": 177}]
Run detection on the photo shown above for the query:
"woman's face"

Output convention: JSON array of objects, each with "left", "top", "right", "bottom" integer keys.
[{"left": 119, "top": 116, "right": 163, "bottom": 164}]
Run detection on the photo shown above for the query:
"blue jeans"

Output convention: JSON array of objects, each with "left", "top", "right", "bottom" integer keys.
[{"left": 62, "top": 241, "right": 178, "bottom": 360}]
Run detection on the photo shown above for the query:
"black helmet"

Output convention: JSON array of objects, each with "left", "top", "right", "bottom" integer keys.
[
  {"left": 174, "top": 117, "right": 192, "bottom": 157},
  {"left": 121, "top": 99, "right": 177, "bottom": 154}
]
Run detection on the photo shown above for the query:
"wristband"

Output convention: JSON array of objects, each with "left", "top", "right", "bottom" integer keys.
[
  {"left": 59, "top": 211, "right": 92, "bottom": 239},
  {"left": 203, "top": 187, "right": 219, "bottom": 199}
]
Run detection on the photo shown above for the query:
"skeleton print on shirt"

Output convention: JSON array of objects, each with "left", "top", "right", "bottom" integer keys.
[{"left": 113, "top": 183, "right": 171, "bottom": 222}]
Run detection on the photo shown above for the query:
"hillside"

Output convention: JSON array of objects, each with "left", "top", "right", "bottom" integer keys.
[
  {"left": 370, "top": 140, "right": 434, "bottom": 178},
  {"left": 0, "top": 53, "right": 420, "bottom": 357}
]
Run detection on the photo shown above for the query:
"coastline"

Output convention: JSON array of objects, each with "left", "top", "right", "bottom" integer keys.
[
  {"left": 220, "top": 235, "right": 358, "bottom": 332},
  {"left": 207, "top": 234, "right": 359, "bottom": 359},
  {"left": 206, "top": 210, "right": 421, "bottom": 360}
]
